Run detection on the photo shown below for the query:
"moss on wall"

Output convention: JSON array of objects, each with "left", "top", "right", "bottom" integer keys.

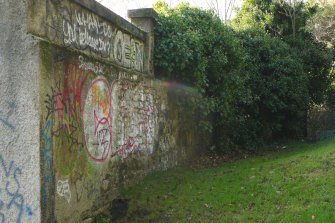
[
  {"left": 38, "top": 44, "right": 209, "bottom": 222},
  {"left": 34, "top": 1, "right": 210, "bottom": 222}
]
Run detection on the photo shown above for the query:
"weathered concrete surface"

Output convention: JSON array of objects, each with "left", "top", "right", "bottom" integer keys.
[
  {"left": 1, "top": 0, "right": 210, "bottom": 222},
  {"left": 39, "top": 44, "right": 206, "bottom": 222},
  {"left": 128, "top": 8, "right": 158, "bottom": 76},
  {"left": 28, "top": 0, "right": 147, "bottom": 74},
  {"left": 0, "top": 0, "right": 41, "bottom": 222}
]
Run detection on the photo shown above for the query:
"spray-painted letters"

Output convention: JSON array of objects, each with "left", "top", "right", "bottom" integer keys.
[
  {"left": 0, "top": 154, "right": 33, "bottom": 223},
  {"left": 61, "top": 9, "right": 144, "bottom": 71},
  {"left": 111, "top": 81, "right": 157, "bottom": 159}
]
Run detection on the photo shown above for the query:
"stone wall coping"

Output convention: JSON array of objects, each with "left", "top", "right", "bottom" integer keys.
[
  {"left": 72, "top": 0, "right": 146, "bottom": 41},
  {"left": 128, "top": 8, "right": 159, "bottom": 21}
]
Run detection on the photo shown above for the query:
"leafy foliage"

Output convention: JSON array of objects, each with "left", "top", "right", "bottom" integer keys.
[
  {"left": 154, "top": 1, "right": 245, "bottom": 150},
  {"left": 238, "top": 31, "right": 308, "bottom": 139},
  {"left": 231, "top": 0, "right": 318, "bottom": 38},
  {"left": 153, "top": 0, "right": 333, "bottom": 152}
]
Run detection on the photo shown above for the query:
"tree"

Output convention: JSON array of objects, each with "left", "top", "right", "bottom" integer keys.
[
  {"left": 310, "top": 0, "right": 335, "bottom": 7},
  {"left": 275, "top": 0, "right": 303, "bottom": 38},
  {"left": 307, "top": 6, "right": 335, "bottom": 47},
  {"left": 238, "top": 30, "right": 309, "bottom": 139},
  {"left": 206, "top": 0, "right": 237, "bottom": 22},
  {"left": 232, "top": 0, "right": 317, "bottom": 38},
  {"left": 231, "top": 0, "right": 275, "bottom": 31},
  {"left": 153, "top": 1, "right": 248, "bottom": 150},
  {"left": 153, "top": 0, "right": 333, "bottom": 151}
]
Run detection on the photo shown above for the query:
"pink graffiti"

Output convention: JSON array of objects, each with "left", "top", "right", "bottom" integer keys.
[{"left": 111, "top": 137, "right": 138, "bottom": 160}]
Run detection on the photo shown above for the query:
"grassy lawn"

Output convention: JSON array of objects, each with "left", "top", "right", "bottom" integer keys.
[{"left": 97, "top": 138, "right": 335, "bottom": 222}]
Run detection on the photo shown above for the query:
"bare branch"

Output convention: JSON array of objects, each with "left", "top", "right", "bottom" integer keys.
[{"left": 206, "top": 0, "right": 237, "bottom": 22}]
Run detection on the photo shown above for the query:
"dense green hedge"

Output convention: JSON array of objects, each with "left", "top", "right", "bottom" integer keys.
[{"left": 153, "top": 0, "right": 333, "bottom": 152}]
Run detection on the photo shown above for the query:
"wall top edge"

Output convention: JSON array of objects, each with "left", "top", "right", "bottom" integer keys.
[
  {"left": 27, "top": 0, "right": 150, "bottom": 74},
  {"left": 71, "top": 0, "right": 146, "bottom": 41},
  {"left": 128, "top": 8, "right": 159, "bottom": 21}
]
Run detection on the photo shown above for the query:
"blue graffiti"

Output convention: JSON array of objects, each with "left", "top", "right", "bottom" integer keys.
[
  {"left": 41, "top": 119, "right": 53, "bottom": 207},
  {"left": 41, "top": 175, "right": 52, "bottom": 207},
  {"left": 42, "top": 120, "right": 52, "bottom": 169},
  {"left": 0, "top": 101, "right": 16, "bottom": 131},
  {"left": 25, "top": 207, "right": 32, "bottom": 217},
  {"left": 0, "top": 154, "right": 33, "bottom": 223},
  {"left": 0, "top": 190, "right": 4, "bottom": 223}
]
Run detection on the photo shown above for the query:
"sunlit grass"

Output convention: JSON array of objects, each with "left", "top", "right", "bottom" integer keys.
[{"left": 97, "top": 138, "right": 335, "bottom": 222}]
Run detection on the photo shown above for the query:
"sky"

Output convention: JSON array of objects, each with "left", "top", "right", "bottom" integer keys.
[{"left": 98, "top": 0, "right": 243, "bottom": 20}]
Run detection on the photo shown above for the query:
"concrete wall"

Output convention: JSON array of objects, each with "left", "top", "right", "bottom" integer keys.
[
  {"left": 0, "top": 0, "right": 41, "bottom": 222},
  {"left": 1, "top": 0, "right": 210, "bottom": 222},
  {"left": 40, "top": 45, "right": 206, "bottom": 222}
]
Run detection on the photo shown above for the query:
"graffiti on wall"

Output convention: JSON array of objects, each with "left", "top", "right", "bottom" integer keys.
[
  {"left": 81, "top": 78, "right": 158, "bottom": 162},
  {"left": 110, "top": 81, "right": 157, "bottom": 159},
  {"left": 83, "top": 77, "right": 112, "bottom": 162},
  {"left": 78, "top": 55, "right": 105, "bottom": 75},
  {"left": 43, "top": 53, "right": 158, "bottom": 212},
  {"left": 41, "top": 119, "right": 53, "bottom": 207},
  {"left": 113, "top": 30, "right": 144, "bottom": 72},
  {"left": 0, "top": 154, "right": 33, "bottom": 223},
  {"left": 43, "top": 53, "right": 157, "bottom": 165},
  {"left": 0, "top": 101, "right": 16, "bottom": 131},
  {"left": 62, "top": 9, "right": 113, "bottom": 58},
  {"left": 42, "top": 57, "right": 97, "bottom": 206},
  {"left": 60, "top": 7, "right": 144, "bottom": 71},
  {"left": 74, "top": 174, "right": 101, "bottom": 203},
  {"left": 56, "top": 180, "right": 71, "bottom": 203}
]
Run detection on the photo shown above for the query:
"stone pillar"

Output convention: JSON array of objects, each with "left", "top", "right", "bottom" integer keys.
[{"left": 128, "top": 8, "right": 158, "bottom": 77}]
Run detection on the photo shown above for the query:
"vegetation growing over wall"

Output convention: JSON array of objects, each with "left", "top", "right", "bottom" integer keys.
[{"left": 153, "top": 0, "right": 334, "bottom": 152}]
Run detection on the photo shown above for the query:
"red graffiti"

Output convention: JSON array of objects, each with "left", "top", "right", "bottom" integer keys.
[
  {"left": 44, "top": 59, "right": 95, "bottom": 156},
  {"left": 111, "top": 137, "right": 138, "bottom": 160},
  {"left": 63, "top": 61, "right": 90, "bottom": 120},
  {"left": 83, "top": 77, "right": 112, "bottom": 163}
]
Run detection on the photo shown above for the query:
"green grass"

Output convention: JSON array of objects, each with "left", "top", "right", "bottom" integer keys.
[{"left": 101, "top": 138, "right": 335, "bottom": 222}]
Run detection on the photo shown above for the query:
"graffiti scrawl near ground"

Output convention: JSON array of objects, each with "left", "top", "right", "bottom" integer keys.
[
  {"left": 74, "top": 175, "right": 100, "bottom": 203},
  {"left": 0, "top": 154, "right": 33, "bottom": 223},
  {"left": 57, "top": 180, "right": 71, "bottom": 203}
]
